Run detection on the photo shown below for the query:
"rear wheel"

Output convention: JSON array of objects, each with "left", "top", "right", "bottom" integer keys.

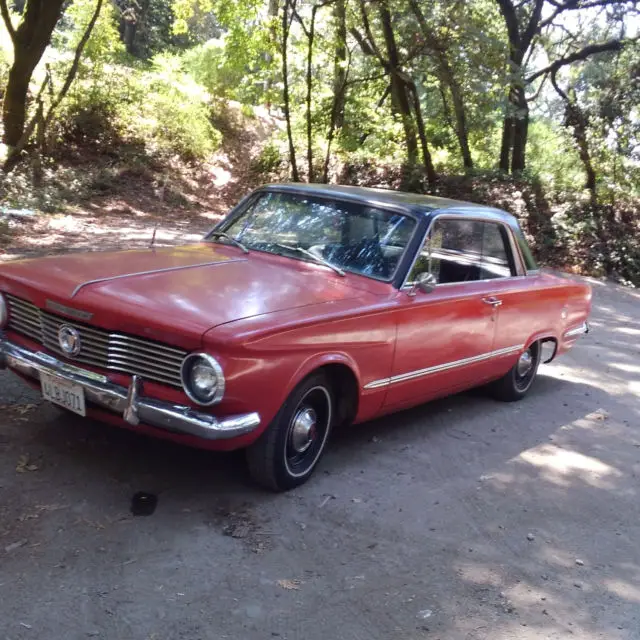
[
  {"left": 489, "top": 342, "right": 540, "bottom": 402},
  {"left": 246, "top": 372, "right": 333, "bottom": 491}
]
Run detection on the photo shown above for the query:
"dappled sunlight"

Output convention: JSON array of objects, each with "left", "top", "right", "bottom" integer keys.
[
  {"left": 455, "top": 562, "right": 505, "bottom": 587},
  {"left": 604, "top": 579, "right": 640, "bottom": 603},
  {"left": 628, "top": 380, "right": 640, "bottom": 395},
  {"left": 518, "top": 444, "right": 621, "bottom": 488},
  {"left": 518, "top": 444, "right": 622, "bottom": 480},
  {"left": 614, "top": 326, "right": 640, "bottom": 336},
  {"left": 541, "top": 362, "right": 625, "bottom": 396},
  {"left": 607, "top": 361, "right": 640, "bottom": 374},
  {"left": 209, "top": 165, "right": 233, "bottom": 187}
]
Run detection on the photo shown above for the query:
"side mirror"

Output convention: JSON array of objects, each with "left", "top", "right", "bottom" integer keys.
[{"left": 414, "top": 272, "right": 437, "bottom": 294}]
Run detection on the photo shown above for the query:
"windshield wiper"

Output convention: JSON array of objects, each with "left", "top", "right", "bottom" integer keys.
[
  {"left": 273, "top": 243, "right": 345, "bottom": 276},
  {"left": 209, "top": 231, "right": 249, "bottom": 254}
]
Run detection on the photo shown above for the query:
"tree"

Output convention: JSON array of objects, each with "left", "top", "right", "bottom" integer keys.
[
  {"left": 551, "top": 72, "right": 597, "bottom": 203},
  {"left": 332, "top": 0, "right": 347, "bottom": 129},
  {"left": 0, "top": 0, "right": 66, "bottom": 147},
  {"left": 3, "top": 0, "right": 105, "bottom": 173},
  {"left": 292, "top": 0, "right": 336, "bottom": 182},
  {"left": 282, "top": 0, "right": 300, "bottom": 181},
  {"left": 408, "top": 0, "right": 474, "bottom": 169},
  {"left": 495, "top": 0, "right": 635, "bottom": 174},
  {"left": 353, "top": 0, "right": 436, "bottom": 183}
]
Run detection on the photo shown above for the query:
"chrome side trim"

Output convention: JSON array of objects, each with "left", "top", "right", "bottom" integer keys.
[
  {"left": 70, "top": 258, "right": 247, "bottom": 298},
  {"left": 0, "top": 338, "right": 260, "bottom": 440},
  {"left": 363, "top": 344, "right": 524, "bottom": 390},
  {"left": 564, "top": 321, "right": 589, "bottom": 339}
]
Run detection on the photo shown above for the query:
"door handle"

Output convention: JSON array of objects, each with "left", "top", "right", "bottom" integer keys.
[{"left": 482, "top": 296, "right": 503, "bottom": 307}]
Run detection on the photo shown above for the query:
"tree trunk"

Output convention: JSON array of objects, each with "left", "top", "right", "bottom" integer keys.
[
  {"left": 568, "top": 103, "right": 597, "bottom": 203},
  {"left": 264, "top": 0, "right": 279, "bottom": 103},
  {"left": 281, "top": 0, "right": 299, "bottom": 181},
  {"left": 511, "top": 86, "right": 528, "bottom": 173},
  {"left": 494, "top": 0, "right": 545, "bottom": 173},
  {"left": 439, "top": 60, "right": 473, "bottom": 169},
  {"left": 407, "top": 0, "right": 472, "bottom": 169},
  {"left": 499, "top": 114, "right": 512, "bottom": 172},
  {"left": 408, "top": 81, "right": 437, "bottom": 185},
  {"left": 3, "top": 58, "right": 33, "bottom": 147},
  {"left": 551, "top": 75, "right": 597, "bottom": 204},
  {"left": 4, "top": 0, "right": 103, "bottom": 172},
  {"left": 123, "top": 20, "right": 137, "bottom": 54},
  {"left": 377, "top": 1, "right": 418, "bottom": 165},
  {"left": 1, "top": 0, "right": 66, "bottom": 147},
  {"left": 573, "top": 120, "right": 597, "bottom": 203},
  {"left": 305, "top": 7, "right": 318, "bottom": 182},
  {"left": 333, "top": 0, "right": 347, "bottom": 129}
]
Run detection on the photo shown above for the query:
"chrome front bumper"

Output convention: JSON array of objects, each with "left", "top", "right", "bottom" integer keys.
[{"left": 0, "top": 338, "right": 260, "bottom": 440}]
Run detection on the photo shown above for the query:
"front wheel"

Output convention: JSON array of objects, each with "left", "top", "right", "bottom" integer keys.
[
  {"left": 489, "top": 342, "right": 540, "bottom": 402},
  {"left": 246, "top": 372, "right": 334, "bottom": 491}
]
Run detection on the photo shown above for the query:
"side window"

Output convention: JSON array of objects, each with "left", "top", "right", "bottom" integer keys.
[
  {"left": 407, "top": 218, "right": 515, "bottom": 286},
  {"left": 479, "top": 223, "right": 513, "bottom": 279}
]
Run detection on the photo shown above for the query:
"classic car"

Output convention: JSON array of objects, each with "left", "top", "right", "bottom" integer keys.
[{"left": 0, "top": 184, "right": 591, "bottom": 490}]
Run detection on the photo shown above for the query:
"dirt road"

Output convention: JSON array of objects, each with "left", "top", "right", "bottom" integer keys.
[{"left": 1, "top": 279, "right": 639, "bottom": 640}]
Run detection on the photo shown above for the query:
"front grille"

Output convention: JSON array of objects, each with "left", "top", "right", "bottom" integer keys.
[{"left": 6, "top": 295, "right": 186, "bottom": 388}]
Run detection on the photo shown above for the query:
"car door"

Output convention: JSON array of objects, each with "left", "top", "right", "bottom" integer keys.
[
  {"left": 382, "top": 217, "right": 506, "bottom": 411},
  {"left": 481, "top": 223, "right": 566, "bottom": 362}
]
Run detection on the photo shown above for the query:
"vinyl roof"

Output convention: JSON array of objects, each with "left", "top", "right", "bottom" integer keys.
[{"left": 263, "top": 182, "right": 506, "bottom": 218}]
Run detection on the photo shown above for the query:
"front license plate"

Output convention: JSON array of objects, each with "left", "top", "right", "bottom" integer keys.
[{"left": 41, "top": 373, "right": 86, "bottom": 416}]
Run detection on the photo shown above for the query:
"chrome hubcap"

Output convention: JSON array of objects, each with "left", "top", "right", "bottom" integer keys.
[
  {"left": 517, "top": 350, "right": 533, "bottom": 377},
  {"left": 290, "top": 407, "right": 317, "bottom": 454}
]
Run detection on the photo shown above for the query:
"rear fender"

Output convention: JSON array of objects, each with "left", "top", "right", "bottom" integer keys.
[{"left": 524, "top": 330, "right": 560, "bottom": 364}]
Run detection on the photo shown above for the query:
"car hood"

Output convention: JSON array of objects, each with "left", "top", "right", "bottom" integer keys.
[{"left": 0, "top": 244, "right": 377, "bottom": 341}]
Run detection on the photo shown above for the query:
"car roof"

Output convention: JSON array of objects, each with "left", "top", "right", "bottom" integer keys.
[{"left": 262, "top": 182, "right": 515, "bottom": 224}]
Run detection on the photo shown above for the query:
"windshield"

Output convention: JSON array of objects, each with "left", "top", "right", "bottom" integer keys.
[{"left": 215, "top": 191, "right": 417, "bottom": 281}]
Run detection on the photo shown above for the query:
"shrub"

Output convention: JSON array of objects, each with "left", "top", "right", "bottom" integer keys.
[
  {"left": 252, "top": 141, "right": 283, "bottom": 174},
  {"left": 55, "top": 54, "right": 221, "bottom": 162},
  {"left": 127, "top": 54, "right": 222, "bottom": 160}
]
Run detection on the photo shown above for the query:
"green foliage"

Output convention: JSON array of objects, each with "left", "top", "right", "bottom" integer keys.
[
  {"left": 0, "top": 14, "right": 12, "bottom": 92},
  {"left": 252, "top": 140, "right": 283, "bottom": 174},
  {"left": 114, "top": 0, "right": 183, "bottom": 59},
  {"left": 128, "top": 53, "right": 222, "bottom": 159},
  {"left": 57, "top": 52, "right": 221, "bottom": 161},
  {"left": 525, "top": 119, "right": 584, "bottom": 196},
  {"left": 177, "top": 0, "right": 276, "bottom": 105},
  {"left": 63, "top": 0, "right": 125, "bottom": 63},
  {"left": 2, "top": 0, "right": 638, "bottom": 284}
]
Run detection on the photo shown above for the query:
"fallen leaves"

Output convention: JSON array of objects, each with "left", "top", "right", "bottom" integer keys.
[
  {"left": 0, "top": 403, "right": 38, "bottom": 423},
  {"left": 16, "top": 454, "right": 39, "bottom": 473},
  {"left": 277, "top": 579, "right": 303, "bottom": 591},
  {"left": 586, "top": 409, "right": 609, "bottom": 422}
]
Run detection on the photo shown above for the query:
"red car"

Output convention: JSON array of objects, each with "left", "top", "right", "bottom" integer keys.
[{"left": 0, "top": 184, "right": 590, "bottom": 490}]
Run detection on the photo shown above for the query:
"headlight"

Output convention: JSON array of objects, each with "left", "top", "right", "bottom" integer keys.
[
  {"left": 180, "top": 353, "right": 225, "bottom": 405},
  {"left": 0, "top": 293, "right": 7, "bottom": 329}
]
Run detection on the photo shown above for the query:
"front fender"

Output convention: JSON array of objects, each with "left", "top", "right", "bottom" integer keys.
[{"left": 286, "top": 351, "right": 363, "bottom": 398}]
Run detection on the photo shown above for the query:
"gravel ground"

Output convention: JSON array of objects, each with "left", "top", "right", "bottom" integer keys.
[{"left": 0, "top": 278, "right": 639, "bottom": 640}]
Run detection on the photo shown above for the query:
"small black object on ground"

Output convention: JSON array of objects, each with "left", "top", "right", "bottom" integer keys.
[{"left": 131, "top": 492, "right": 158, "bottom": 516}]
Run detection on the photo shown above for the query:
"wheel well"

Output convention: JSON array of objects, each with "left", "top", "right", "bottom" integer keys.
[
  {"left": 538, "top": 337, "right": 558, "bottom": 364},
  {"left": 318, "top": 363, "right": 359, "bottom": 428}
]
